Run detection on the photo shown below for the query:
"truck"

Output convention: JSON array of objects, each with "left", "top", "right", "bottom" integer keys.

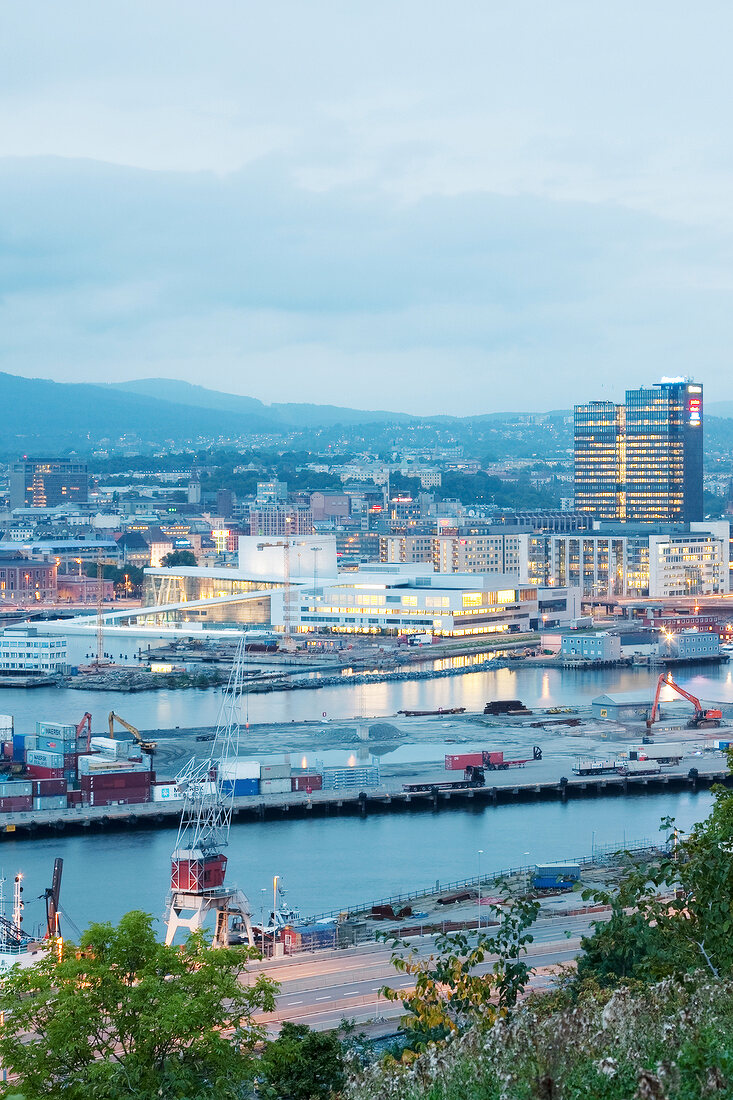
[
  {"left": 615, "top": 760, "right": 661, "bottom": 777},
  {"left": 444, "top": 746, "right": 542, "bottom": 772},
  {"left": 403, "top": 765, "right": 486, "bottom": 793}
]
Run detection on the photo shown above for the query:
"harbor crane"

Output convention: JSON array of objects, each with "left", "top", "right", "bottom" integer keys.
[
  {"left": 164, "top": 633, "right": 254, "bottom": 948},
  {"left": 43, "top": 858, "right": 63, "bottom": 939},
  {"left": 108, "top": 711, "right": 157, "bottom": 755},
  {"left": 647, "top": 673, "right": 723, "bottom": 731},
  {"left": 76, "top": 712, "right": 92, "bottom": 753}
]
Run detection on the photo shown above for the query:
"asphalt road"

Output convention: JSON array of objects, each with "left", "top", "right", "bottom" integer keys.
[{"left": 246, "top": 911, "right": 607, "bottom": 1033}]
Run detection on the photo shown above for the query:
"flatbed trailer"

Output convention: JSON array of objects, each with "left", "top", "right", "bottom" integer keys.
[{"left": 404, "top": 764, "right": 486, "bottom": 793}]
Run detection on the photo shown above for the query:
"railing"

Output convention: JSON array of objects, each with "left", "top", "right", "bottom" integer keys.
[{"left": 307, "top": 835, "right": 662, "bottom": 921}]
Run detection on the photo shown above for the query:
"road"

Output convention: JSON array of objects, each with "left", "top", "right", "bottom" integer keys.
[{"left": 245, "top": 911, "right": 607, "bottom": 1033}]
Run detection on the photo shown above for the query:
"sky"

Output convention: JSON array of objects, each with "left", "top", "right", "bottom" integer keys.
[{"left": 1, "top": 1, "right": 732, "bottom": 416}]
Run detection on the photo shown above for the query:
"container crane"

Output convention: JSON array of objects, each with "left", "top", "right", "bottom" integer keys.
[
  {"left": 164, "top": 633, "right": 254, "bottom": 948},
  {"left": 108, "top": 711, "right": 157, "bottom": 755},
  {"left": 647, "top": 673, "right": 723, "bottom": 731}
]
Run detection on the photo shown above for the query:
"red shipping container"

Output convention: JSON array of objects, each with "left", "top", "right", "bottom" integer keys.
[
  {"left": 81, "top": 774, "right": 151, "bottom": 791},
  {"left": 445, "top": 753, "right": 484, "bottom": 771},
  {"left": 63, "top": 753, "right": 78, "bottom": 769},
  {"left": 2, "top": 742, "right": 12, "bottom": 760},
  {"left": 0, "top": 796, "right": 33, "bottom": 812},
  {"left": 67, "top": 790, "right": 83, "bottom": 806},
  {"left": 32, "top": 779, "right": 67, "bottom": 796},
  {"left": 291, "top": 775, "right": 323, "bottom": 792},
  {"left": 26, "top": 766, "right": 65, "bottom": 780}
]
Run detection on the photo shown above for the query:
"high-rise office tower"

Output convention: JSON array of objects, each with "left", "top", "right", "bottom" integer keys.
[
  {"left": 574, "top": 380, "right": 702, "bottom": 523},
  {"left": 9, "top": 460, "right": 88, "bottom": 509}
]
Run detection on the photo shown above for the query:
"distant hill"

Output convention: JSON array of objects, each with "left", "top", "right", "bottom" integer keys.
[
  {"left": 0, "top": 371, "right": 280, "bottom": 451},
  {"left": 110, "top": 379, "right": 414, "bottom": 427},
  {"left": 706, "top": 402, "right": 733, "bottom": 419}
]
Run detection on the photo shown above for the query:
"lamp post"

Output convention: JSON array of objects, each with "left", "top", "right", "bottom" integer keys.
[
  {"left": 260, "top": 888, "right": 266, "bottom": 955},
  {"left": 477, "top": 849, "right": 483, "bottom": 931}
]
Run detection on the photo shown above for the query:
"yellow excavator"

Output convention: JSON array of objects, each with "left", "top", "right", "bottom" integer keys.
[{"left": 108, "top": 712, "right": 157, "bottom": 755}]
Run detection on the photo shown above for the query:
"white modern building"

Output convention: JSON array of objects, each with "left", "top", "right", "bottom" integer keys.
[
  {"left": 271, "top": 563, "right": 540, "bottom": 637},
  {"left": 0, "top": 627, "right": 67, "bottom": 674},
  {"left": 528, "top": 522, "right": 730, "bottom": 599}
]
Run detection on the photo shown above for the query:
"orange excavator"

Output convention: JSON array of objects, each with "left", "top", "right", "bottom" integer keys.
[{"left": 646, "top": 673, "right": 722, "bottom": 731}]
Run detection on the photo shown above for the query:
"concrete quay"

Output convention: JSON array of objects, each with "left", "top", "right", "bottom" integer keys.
[{"left": 0, "top": 758, "right": 726, "bottom": 840}]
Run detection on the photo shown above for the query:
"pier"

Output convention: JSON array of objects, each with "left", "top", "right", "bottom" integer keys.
[{"left": 0, "top": 765, "right": 726, "bottom": 840}]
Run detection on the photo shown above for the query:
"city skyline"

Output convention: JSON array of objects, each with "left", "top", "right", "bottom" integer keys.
[{"left": 3, "top": 3, "right": 733, "bottom": 414}]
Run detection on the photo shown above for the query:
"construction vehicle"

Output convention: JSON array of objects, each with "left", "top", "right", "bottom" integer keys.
[
  {"left": 108, "top": 711, "right": 157, "bottom": 755},
  {"left": 76, "top": 712, "right": 92, "bottom": 753},
  {"left": 646, "top": 673, "right": 723, "bottom": 731}
]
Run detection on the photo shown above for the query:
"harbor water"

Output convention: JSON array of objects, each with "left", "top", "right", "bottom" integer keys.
[{"left": 0, "top": 658, "right": 729, "bottom": 935}]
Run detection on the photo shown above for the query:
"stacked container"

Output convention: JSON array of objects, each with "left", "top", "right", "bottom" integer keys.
[
  {"left": 220, "top": 760, "right": 260, "bottom": 797},
  {"left": 26, "top": 750, "right": 65, "bottom": 779},
  {"left": 281, "top": 921, "right": 338, "bottom": 953},
  {"left": 0, "top": 779, "right": 33, "bottom": 812},
  {"left": 260, "top": 761, "right": 292, "bottom": 795}
]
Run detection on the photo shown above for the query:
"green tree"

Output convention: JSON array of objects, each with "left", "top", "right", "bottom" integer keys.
[
  {"left": 579, "top": 767, "right": 733, "bottom": 987},
  {"left": 382, "top": 894, "right": 540, "bottom": 1044},
  {"left": 161, "top": 549, "right": 197, "bottom": 567},
  {"left": 0, "top": 910, "right": 277, "bottom": 1100},
  {"left": 258, "top": 1022, "right": 346, "bottom": 1100}
]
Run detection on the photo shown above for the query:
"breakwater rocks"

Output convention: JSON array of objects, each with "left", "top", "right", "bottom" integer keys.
[
  {"left": 247, "top": 658, "right": 510, "bottom": 694},
  {"left": 67, "top": 669, "right": 226, "bottom": 693}
]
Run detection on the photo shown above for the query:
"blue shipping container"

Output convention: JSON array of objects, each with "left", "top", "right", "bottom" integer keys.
[
  {"left": 222, "top": 778, "right": 260, "bottom": 796},
  {"left": 533, "top": 877, "right": 574, "bottom": 891},
  {"left": 12, "top": 735, "right": 25, "bottom": 762}
]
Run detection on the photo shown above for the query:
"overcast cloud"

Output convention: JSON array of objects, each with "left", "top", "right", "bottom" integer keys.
[{"left": 1, "top": 1, "right": 732, "bottom": 414}]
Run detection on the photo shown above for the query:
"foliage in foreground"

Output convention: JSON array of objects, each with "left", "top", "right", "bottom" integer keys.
[
  {"left": 350, "top": 974, "right": 733, "bottom": 1099},
  {"left": 381, "top": 894, "right": 540, "bottom": 1046},
  {"left": 258, "top": 1021, "right": 347, "bottom": 1100},
  {"left": 0, "top": 910, "right": 278, "bottom": 1100}
]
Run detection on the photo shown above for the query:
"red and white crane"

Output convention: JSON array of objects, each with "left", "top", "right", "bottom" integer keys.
[{"left": 164, "top": 634, "right": 254, "bottom": 947}]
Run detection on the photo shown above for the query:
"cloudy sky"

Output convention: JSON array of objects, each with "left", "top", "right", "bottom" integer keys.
[{"left": 1, "top": 2, "right": 732, "bottom": 415}]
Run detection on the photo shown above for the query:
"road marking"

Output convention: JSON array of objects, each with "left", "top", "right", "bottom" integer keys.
[
  {"left": 316, "top": 996, "right": 330, "bottom": 1001},
  {"left": 287, "top": 1000, "right": 303, "bottom": 1005},
  {"left": 344, "top": 991, "right": 359, "bottom": 997}
]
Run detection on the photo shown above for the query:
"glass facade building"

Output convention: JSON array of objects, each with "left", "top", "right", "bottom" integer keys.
[{"left": 574, "top": 381, "right": 703, "bottom": 522}]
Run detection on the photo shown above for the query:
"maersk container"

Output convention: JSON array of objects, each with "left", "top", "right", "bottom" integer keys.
[
  {"left": 26, "top": 750, "right": 64, "bottom": 769},
  {"left": 152, "top": 783, "right": 184, "bottom": 803},
  {"left": 260, "top": 777, "right": 292, "bottom": 795},
  {"left": 36, "top": 722, "right": 76, "bottom": 742},
  {"left": 445, "top": 753, "right": 484, "bottom": 771},
  {"left": 26, "top": 766, "right": 65, "bottom": 780}
]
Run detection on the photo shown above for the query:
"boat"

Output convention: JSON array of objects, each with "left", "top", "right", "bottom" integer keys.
[
  {"left": 0, "top": 873, "right": 47, "bottom": 972},
  {"left": 398, "top": 707, "right": 466, "bottom": 717}
]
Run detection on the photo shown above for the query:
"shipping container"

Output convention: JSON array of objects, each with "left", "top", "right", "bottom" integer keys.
[
  {"left": 36, "top": 722, "right": 76, "bottom": 742},
  {"left": 321, "top": 765, "right": 379, "bottom": 790},
  {"left": 77, "top": 755, "right": 151, "bottom": 776},
  {"left": 0, "top": 796, "right": 33, "bottom": 812},
  {"left": 32, "top": 779, "right": 67, "bottom": 796},
  {"left": 26, "top": 750, "right": 64, "bottom": 769},
  {"left": 12, "top": 734, "right": 26, "bottom": 761},
  {"left": 152, "top": 783, "right": 183, "bottom": 803},
  {"left": 32, "top": 795, "right": 68, "bottom": 811},
  {"left": 534, "top": 863, "right": 581, "bottom": 881},
  {"left": 84, "top": 790, "right": 151, "bottom": 807},
  {"left": 483, "top": 751, "right": 504, "bottom": 766},
  {"left": 281, "top": 921, "right": 338, "bottom": 953},
  {"left": 2, "top": 741, "right": 11, "bottom": 760},
  {"left": 26, "top": 766, "right": 65, "bottom": 780},
  {"left": 219, "top": 760, "right": 260, "bottom": 780},
  {"left": 81, "top": 773, "right": 152, "bottom": 791},
  {"left": 23, "top": 735, "right": 36, "bottom": 752},
  {"left": 260, "top": 777, "right": 292, "bottom": 795},
  {"left": 67, "top": 790, "right": 83, "bottom": 806},
  {"left": 0, "top": 714, "right": 13, "bottom": 735},
  {"left": 533, "top": 876, "right": 574, "bottom": 892},
  {"left": 260, "top": 764, "right": 291, "bottom": 780},
  {"left": 171, "top": 855, "right": 227, "bottom": 892},
  {"left": 221, "top": 778, "right": 259, "bottom": 797},
  {"left": 89, "top": 737, "right": 133, "bottom": 759},
  {"left": 0, "top": 781, "right": 32, "bottom": 797},
  {"left": 291, "top": 774, "right": 323, "bottom": 792},
  {"left": 445, "top": 753, "right": 484, "bottom": 771}
]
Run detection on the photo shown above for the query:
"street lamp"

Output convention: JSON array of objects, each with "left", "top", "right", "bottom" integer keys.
[
  {"left": 260, "top": 888, "right": 267, "bottom": 955},
  {"left": 477, "top": 849, "right": 483, "bottom": 931}
]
